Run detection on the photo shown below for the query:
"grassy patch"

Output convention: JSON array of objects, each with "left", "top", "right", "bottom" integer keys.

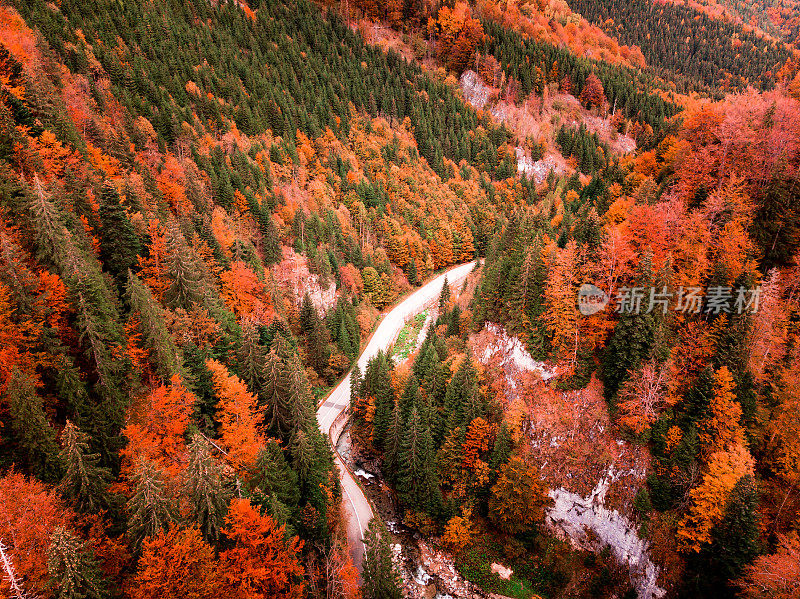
[
  {"left": 456, "top": 543, "right": 540, "bottom": 599},
  {"left": 390, "top": 311, "right": 428, "bottom": 361}
]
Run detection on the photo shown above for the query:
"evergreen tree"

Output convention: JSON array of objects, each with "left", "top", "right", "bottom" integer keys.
[
  {"left": 362, "top": 519, "right": 402, "bottom": 599},
  {"left": 8, "top": 368, "right": 62, "bottom": 483},
  {"left": 300, "top": 294, "right": 330, "bottom": 378},
  {"left": 383, "top": 402, "right": 402, "bottom": 483},
  {"left": 47, "top": 526, "right": 108, "bottom": 599},
  {"left": 98, "top": 181, "right": 141, "bottom": 284},
  {"left": 708, "top": 475, "right": 760, "bottom": 579},
  {"left": 260, "top": 211, "right": 282, "bottom": 266},
  {"left": 184, "top": 434, "right": 230, "bottom": 543},
  {"left": 163, "top": 230, "right": 204, "bottom": 310},
  {"left": 248, "top": 441, "right": 301, "bottom": 512},
  {"left": 126, "top": 459, "right": 176, "bottom": 553},
  {"left": 127, "top": 272, "right": 182, "bottom": 380},
  {"left": 438, "top": 275, "right": 451, "bottom": 311},
  {"left": 58, "top": 420, "right": 112, "bottom": 513},
  {"left": 398, "top": 375, "right": 421, "bottom": 423},
  {"left": 397, "top": 408, "right": 441, "bottom": 515},
  {"left": 367, "top": 352, "right": 394, "bottom": 450}
]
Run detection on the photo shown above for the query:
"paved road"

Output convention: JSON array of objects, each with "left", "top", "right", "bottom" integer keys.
[{"left": 316, "top": 261, "right": 476, "bottom": 570}]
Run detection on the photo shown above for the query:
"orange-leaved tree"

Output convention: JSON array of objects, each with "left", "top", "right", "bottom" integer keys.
[
  {"left": 205, "top": 359, "right": 265, "bottom": 472},
  {"left": 699, "top": 366, "right": 745, "bottom": 456},
  {"left": 0, "top": 470, "right": 76, "bottom": 595},
  {"left": 219, "top": 498, "right": 304, "bottom": 599},
  {"left": 121, "top": 375, "right": 194, "bottom": 480},
  {"left": 677, "top": 443, "right": 755, "bottom": 552},
  {"left": 131, "top": 525, "right": 220, "bottom": 599},
  {"left": 488, "top": 456, "right": 550, "bottom": 535}
]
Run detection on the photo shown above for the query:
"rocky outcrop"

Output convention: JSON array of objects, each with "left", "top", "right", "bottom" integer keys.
[
  {"left": 546, "top": 465, "right": 665, "bottom": 599},
  {"left": 273, "top": 247, "right": 337, "bottom": 314},
  {"left": 460, "top": 70, "right": 497, "bottom": 110}
]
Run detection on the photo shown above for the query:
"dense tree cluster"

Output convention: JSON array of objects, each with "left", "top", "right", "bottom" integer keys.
[
  {"left": 15, "top": 0, "right": 514, "bottom": 179},
  {"left": 472, "top": 87, "right": 800, "bottom": 596},
  {"left": 351, "top": 282, "right": 549, "bottom": 533},
  {"left": 479, "top": 20, "right": 681, "bottom": 147},
  {"left": 567, "top": 0, "right": 791, "bottom": 91}
]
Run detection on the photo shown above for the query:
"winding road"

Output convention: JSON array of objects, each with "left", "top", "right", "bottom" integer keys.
[{"left": 316, "top": 261, "right": 476, "bottom": 570}]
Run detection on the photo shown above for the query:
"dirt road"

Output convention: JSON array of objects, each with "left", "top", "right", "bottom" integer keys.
[{"left": 316, "top": 261, "right": 476, "bottom": 569}]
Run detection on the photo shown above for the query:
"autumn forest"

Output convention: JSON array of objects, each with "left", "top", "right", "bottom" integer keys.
[{"left": 1, "top": 0, "right": 800, "bottom": 598}]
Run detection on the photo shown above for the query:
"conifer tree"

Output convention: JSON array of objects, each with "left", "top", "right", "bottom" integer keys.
[
  {"left": 260, "top": 211, "right": 282, "bottom": 266},
  {"left": 438, "top": 275, "right": 451, "bottom": 311},
  {"left": 98, "top": 181, "right": 141, "bottom": 284},
  {"left": 383, "top": 402, "right": 403, "bottom": 483},
  {"left": 362, "top": 519, "right": 402, "bottom": 599},
  {"left": 300, "top": 294, "right": 330, "bottom": 378},
  {"left": 397, "top": 408, "right": 440, "bottom": 514},
  {"left": 184, "top": 434, "right": 230, "bottom": 543},
  {"left": 163, "top": 230, "right": 204, "bottom": 310},
  {"left": 47, "top": 527, "right": 108, "bottom": 599},
  {"left": 28, "top": 175, "right": 68, "bottom": 271},
  {"left": 708, "top": 474, "right": 760, "bottom": 579},
  {"left": 58, "top": 420, "right": 112, "bottom": 513},
  {"left": 8, "top": 368, "right": 62, "bottom": 483},
  {"left": 398, "top": 375, "right": 421, "bottom": 423},
  {"left": 247, "top": 440, "right": 300, "bottom": 516},
  {"left": 126, "top": 459, "right": 176, "bottom": 553},
  {"left": 368, "top": 352, "right": 394, "bottom": 450},
  {"left": 127, "top": 272, "right": 182, "bottom": 380}
]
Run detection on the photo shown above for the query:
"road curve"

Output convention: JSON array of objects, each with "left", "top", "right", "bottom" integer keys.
[{"left": 317, "top": 261, "right": 476, "bottom": 570}]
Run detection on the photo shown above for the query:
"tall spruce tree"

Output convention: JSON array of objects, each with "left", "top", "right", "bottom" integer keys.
[
  {"left": 58, "top": 420, "right": 112, "bottom": 513},
  {"left": 184, "top": 434, "right": 230, "bottom": 543},
  {"left": 47, "top": 527, "right": 109, "bottom": 599},
  {"left": 98, "top": 181, "right": 141, "bottom": 284},
  {"left": 126, "top": 271, "right": 182, "bottom": 380},
  {"left": 8, "top": 368, "right": 62, "bottom": 483},
  {"left": 362, "top": 519, "right": 402, "bottom": 599},
  {"left": 397, "top": 408, "right": 441, "bottom": 515},
  {"left": 126, "top": 459, "right": 176, "bottom": 553}
]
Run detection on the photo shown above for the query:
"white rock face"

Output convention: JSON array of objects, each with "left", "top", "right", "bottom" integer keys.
[
  {"left": 481, "top": 323, "right": 556, "bottom": 381},
  {"left": 547, "top": 465, "right": 665, "bottom": 599},
  {"left": 460, "top": 70, "right": 495, "bottom": 109}
]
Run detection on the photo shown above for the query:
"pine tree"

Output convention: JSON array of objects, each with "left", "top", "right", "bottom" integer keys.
[
  {"left": 58, "top": 420, "right": 112, "bottom": 513},
  {"left": 8, "top": 368, "right": 62, "bottom": 483},
  {"left": 397, "top": 408, "right": 440, "bottom": 514},
  {"left": 28, "top": 174, "right": 68, "bottom": 270},
  {"left": 438, "top": 275, "right": 451, "bottom": 311},
  {"left": 300, "top": 294, "right": 330, "bottom": 378},
  {"left": 260, "top": 212, "right": 282, "bottom": 266},
  {"left": 98, "top": 181, "right": 141, "bottom": 284},
  {"left": 127, "top": 272, "right": 182, "bottom": 380},
  {"left": 398, "top": 375, "right": 421, "bottom": 423},
  {"left": 708, "top": 474, "right": 760, "bottom": 579},
  {"left": 47, "top": 527, "right": 108, "bottom": 599},
  {"left": 362, "top": 519, "right": 402, "bottom": 599},
  {"left": 184, "top": 434, "right": 230, "bottom": 543},
  {"left": 163, "top": 230, "right": 204, "bottom": 310},
  {"left": 247, "top": 441, "right": 301, "bottom": 515},
  {"left": 368, "top": 352, "right": 394, "bottom": 450},
  {"left": 126, "top": 459, "right": 176, "bottom": 553},
  {"left": 383, "top": 402, "right": 402, "bottom": 483}
]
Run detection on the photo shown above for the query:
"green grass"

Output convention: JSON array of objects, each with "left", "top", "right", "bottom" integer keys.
[
  {"left": 390, "top": 311, "right": 428, "bottom": 361},
  {"left": 457, "top": 546, "right": 539, "bottom": 599}
]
